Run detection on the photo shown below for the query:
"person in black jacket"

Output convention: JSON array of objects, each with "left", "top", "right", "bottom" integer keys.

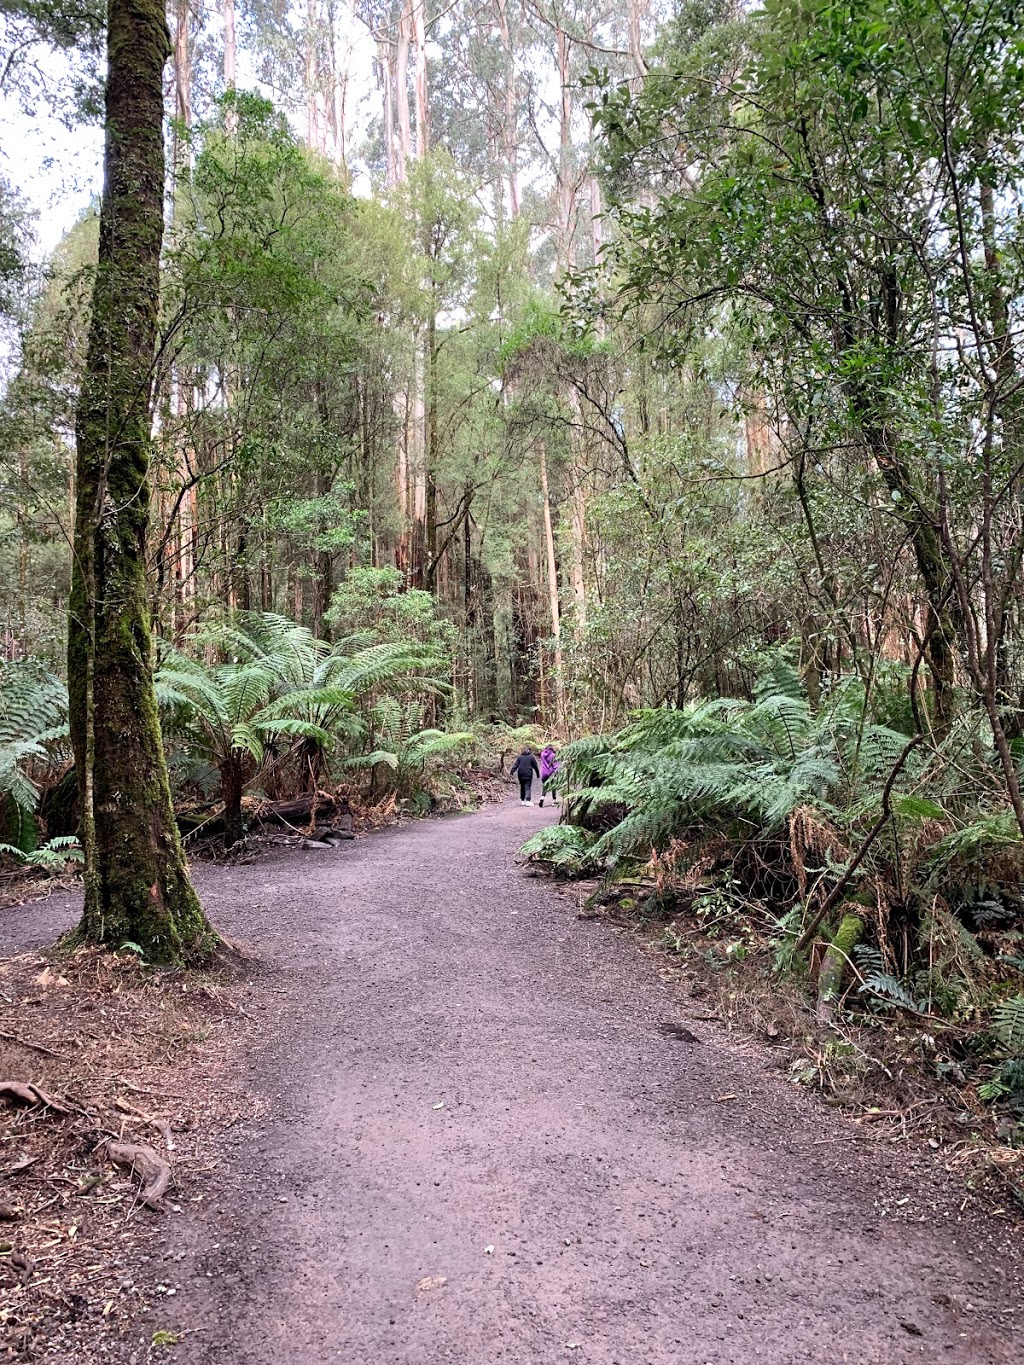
[{"left": 511, "top": 747, "right": 541, "bottom": 805}]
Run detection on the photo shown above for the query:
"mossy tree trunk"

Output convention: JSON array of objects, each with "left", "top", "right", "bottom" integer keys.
[
  {"left": 816, "top": 912, "right": 864, "bottom": 1023},
  {"left": 68, "top": 0, "right": 214, "bottom": 963}
]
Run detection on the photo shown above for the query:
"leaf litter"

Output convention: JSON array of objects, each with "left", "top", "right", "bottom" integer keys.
[{"left": 0, "top": 944, "right": 254, "bottom": 1361}]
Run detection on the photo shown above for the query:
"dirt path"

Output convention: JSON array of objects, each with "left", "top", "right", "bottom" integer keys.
[{"left": 4, "top": 798, "right": 1021, "bottom": 1363}]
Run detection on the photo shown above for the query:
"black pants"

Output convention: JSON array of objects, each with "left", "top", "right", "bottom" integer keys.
[{"left": 518, "top": 776, "right": 533, "bottom": 801}]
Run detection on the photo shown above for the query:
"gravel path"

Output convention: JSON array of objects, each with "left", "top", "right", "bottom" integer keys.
[{"left": 3, "top": 797, "right": 1021, "bottom": 1363}]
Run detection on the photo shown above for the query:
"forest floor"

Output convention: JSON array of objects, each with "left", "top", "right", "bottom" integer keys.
[{"left": 1, "top": 795, "right": 1023, "bottom": 1364}]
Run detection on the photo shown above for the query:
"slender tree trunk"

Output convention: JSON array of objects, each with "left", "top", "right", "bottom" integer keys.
[
  {"left": 555, "top": 23, "right": 587, "bottom": 629},
  {"left": 539, "top": 440, "right": 565, "bottom": 728},
  {"left": 379, "top": 39, "right": 397, "bottom": 185},
  {"left": 424, "top": 307, "right": 438, "bottom": 587},
  {"left": 627, "top": 0, "right": 648, "bottom": 79},
  {"left": 412, "top": 0, "right": 429, "bottom": 157},
  {"left": 171, "top": 0, "right": 191, "bottom": 184},
  {"left": 223, "top": 0, "right": 235, "bottom": 85},
  {"left": 305, "top": 0, "right": 318, "bottom": 149},
  {"left": 69, "top": 0, "right": 212, "bottom": 963},
  {"left": 556, "top": 24, "right": 573, "bottom": 259},
  {"left": 396, "top": 3, "right": 412, "bottom": 183},
  {"left": 325, "top": 0, "right": 348, "bottom": 169},
  {"left": 496, "top": 0, "right": 519, "bottom": 217}
]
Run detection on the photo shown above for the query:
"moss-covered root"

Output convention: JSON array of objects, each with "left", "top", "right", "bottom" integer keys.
[{"left": 816, "top": 912, "right": 864, "bottom": 1023}]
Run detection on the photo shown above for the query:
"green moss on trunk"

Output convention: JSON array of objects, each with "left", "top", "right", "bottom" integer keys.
[
  {"left": 68, "top": 0, "right": 215, "bottom": 964},
  {"left": 816, "top": 912, "right": 864, "bottom": 1023}
]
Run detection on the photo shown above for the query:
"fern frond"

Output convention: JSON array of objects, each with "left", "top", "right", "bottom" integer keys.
[
  {"left": 993, "top": 996, "right": 1024, "bottom": 1052},
  {"left": 521, "top": 824, "right": 596, "bottom": 873}
]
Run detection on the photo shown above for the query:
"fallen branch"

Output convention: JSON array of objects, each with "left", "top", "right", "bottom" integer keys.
[
  {"left": 0, "top": 1030, "right": 69, "bottom": 1061},
  {"left": 101, "top": 1140, "right": 172, "bottom": 1211},
  {"left": 114, "top": 1097, "right": 176, "bottom": 1151}
]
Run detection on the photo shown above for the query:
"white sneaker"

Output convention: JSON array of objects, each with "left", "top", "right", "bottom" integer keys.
[{"left": 525, "top": 799, "right": 533, "bottom": 806}]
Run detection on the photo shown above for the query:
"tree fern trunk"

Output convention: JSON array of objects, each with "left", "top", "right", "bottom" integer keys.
[{"left": 68, "top": 0, "right": 213, "bottom": 964}]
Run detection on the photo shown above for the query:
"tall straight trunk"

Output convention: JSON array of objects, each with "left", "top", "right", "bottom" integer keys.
[
  {"left": 393, "top": 366, "right": 411, "bottom": 579},
  {"left": 409, "top": 1, "right": 429, "bottom": 579},
  {"left": 555, "top": 22, "right": 586, "bottom": 628},
  {"left": 411, "top": 0, "right": 428, "bottom": 157},
  {"left": 171, "top": 0, "right": 191, "bottom": 184},
  {"left": 326, "top": 0, "right": 348, "bottom": 169},
  {"left": 379, "top": 40, "right": 397, "bottom": 184},
  {"left": 305, "top": 0, "right": 318, "bottom": 149},
  {"left": 496, "top": 0, "right": 519, "bottom": 216},
  {"left": 424, "top": 307, "right": 438, "bottom": 586},
  {"left": 170, "top": 0, "right": 195, "bottom": 637},
  {"left": 568, "top": 449, "right": 587, "bottom": 629},
  {"left": 223, "top": 0, "right": 236, "bottom": 130},
  {"left": 539, "top": 440, "right": 565, "bottom": 727},
  {"left": 396, "top": 3, "right": 412, "bottom": 183},
  {"left": 223, "top": 0, "right": 235, "bottom": 83},
  {"left": 556, "top": 24, "right": 573, "bottom": 258},
  {"left": 69, "top": 0, "right": 211, "bottom": 963},
  {"left": 627, "top": 0, "right": 648, "bottom": 79}
]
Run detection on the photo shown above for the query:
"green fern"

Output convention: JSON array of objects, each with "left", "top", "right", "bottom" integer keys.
[
  {"left": 0, "top": 661, "right": 69, "bottom": 852},
  {"left": 0, "top": 834, "right": 82, "bottom": 870},
  {"left": 993, "top": 997, "right": 1024, "bottom": 1053},
  {"left": 541, "top": 669, "right": 934, "bottom": 897},
  {"left": 521, "top": 824, "right": 596, "bottom": 873}
]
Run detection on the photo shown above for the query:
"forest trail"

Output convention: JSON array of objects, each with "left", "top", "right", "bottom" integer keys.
[
  {"left": 152, "top": 796, "right": 1018, "bottom": 1365},
  {"left": 3, "top": 799, "right": 1019, "bottom": 1363}
]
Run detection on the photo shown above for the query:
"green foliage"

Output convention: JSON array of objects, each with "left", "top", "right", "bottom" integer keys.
[
  {"left": 156, "top": 612, "right": 452, "bottom": 836},
  {"left": 520, "top": 823, "right": 597, "bottom": 875},
  {"left": 0, "top": 833, "right": 82, "bottom": 869},
  {"left": 346, "top": 726, "right": 477, "bottom": 800},
  {"left": 553, "top": 672, "right": 913, "bottom": 866},
  {"left": 993, "top": 998, "right": 1024, "bottom": 1055},
  {"left": 326, "top": 569, "right": 455, "bottom": 657},
  {"left": 0, "top": 659, "right": 68, "bottom": 852},
  {"left": 0, "top": 0, "right": 104, "bottom": 121}
]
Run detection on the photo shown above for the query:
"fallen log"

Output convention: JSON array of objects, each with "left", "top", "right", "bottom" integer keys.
[{"left": 177, "top": 792, "right": 343, "bottom": 840}]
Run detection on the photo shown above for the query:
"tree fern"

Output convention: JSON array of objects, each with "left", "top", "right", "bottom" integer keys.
[
  {"left": 0, "top": 661, "right": 69, "bottom": 852},
  {"left": 0, "top": 835, "right": 83, "bottom": 870},
  {"left": 540, "top": 669, "right": 925, "bottom": 874}
]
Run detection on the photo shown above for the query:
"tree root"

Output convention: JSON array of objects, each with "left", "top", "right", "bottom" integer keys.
[
  {"left": 0, "top": 1081, "right": 70, "bottom": 1114},
  {"left": 101, "top": 1140, "right": 172, "bottom": 1211}
]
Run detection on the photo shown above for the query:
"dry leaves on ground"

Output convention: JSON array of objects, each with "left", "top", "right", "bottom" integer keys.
[{"left": 0, "top": 945, "right": 253, "bottom": 1361}]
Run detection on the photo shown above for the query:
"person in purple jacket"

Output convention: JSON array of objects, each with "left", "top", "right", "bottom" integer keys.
[{"left": 539, "top": 745, "right": 560, "bottom": 808}]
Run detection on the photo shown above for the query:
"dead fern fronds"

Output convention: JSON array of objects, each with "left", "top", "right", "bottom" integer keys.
[{"left": 789, "top": 805, "right": 850, "bottom": 897}]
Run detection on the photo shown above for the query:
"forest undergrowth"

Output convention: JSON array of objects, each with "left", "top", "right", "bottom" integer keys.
[
  {"left": 525, "top": 662, "right": 1024, "bottom": 1215},
  {"left": 1, "top": 603, "right": 528, "bottom": 906}
]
